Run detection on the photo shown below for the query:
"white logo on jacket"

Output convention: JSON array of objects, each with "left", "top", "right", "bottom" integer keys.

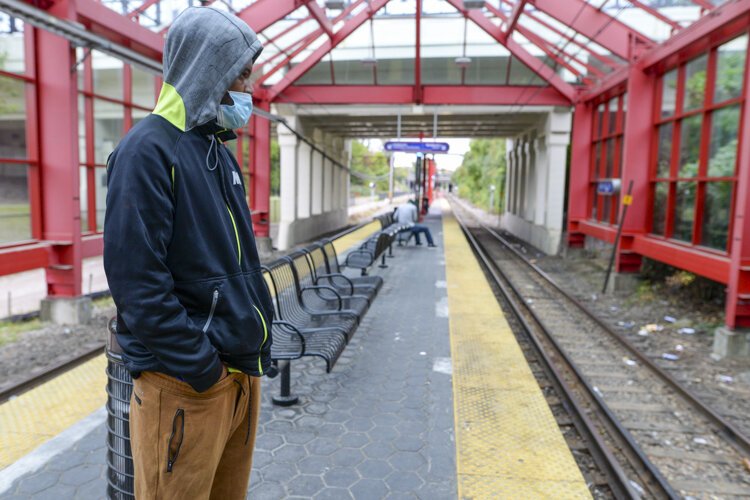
[{"left": 232, "top": 171, "right": 242, "bottom": 186}]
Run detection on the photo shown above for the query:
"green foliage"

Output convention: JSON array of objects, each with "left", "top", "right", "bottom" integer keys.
[
  {"left": 350, "top": 140, "right": 391, "bottom": 193},
  {"left": 0, "top": 52, "right": 23, "bottom": 115},
  {"left": 451, "top": 139, "right": 506, "bottom": 213},
  {"left": 271, "top": 139, "right": 280, "bottom": 196}
]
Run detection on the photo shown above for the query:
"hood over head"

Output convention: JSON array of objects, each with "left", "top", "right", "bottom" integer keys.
[{"left": 154, "top": 7, "right": 263, "bottom": 132}]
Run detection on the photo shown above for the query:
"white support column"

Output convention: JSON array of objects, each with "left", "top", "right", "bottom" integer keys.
[
  {"left": 298, "top": 140, "right": 312, "bottom": 219},
  {"left": 533, "top": 133, "right": 548, "bottom": 227},
  {"left": 323, "top": 133, "right": 333, "bottom": 212},
  {"left": 277, "top": 116, "right": 299, "bottom": 250},
  {"left": 546, "top": 109, "right": 572, "bottom": 234},
  {"left": 311, "top": 129, "right": 324, "bottom": 215}
]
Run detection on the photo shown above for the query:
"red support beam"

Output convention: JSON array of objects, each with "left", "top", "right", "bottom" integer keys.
[
  {"left": 639, "top": 0, "right": 750, "bottom": 70},
  {"left": 626, "top": 0, "right": 682, "bottom": 32},
  {"left": 582, "top": 0, "right": 750, "bottom": 101},
  {"left": 504, "top": 0, "right": 526, "bottom": 39},
  {"left": 76, "top": 0, "right": 163, "bottom": 62},
  {"left": 237, "top": 0, "right": 301, "bottom": 34},
  {"left": 304, "top": 0, "right": 334, "bottom": 38},
  {"left": 726, "top": 41, "right": 750, "bottom": 328},
  {"left": 267, "top": 0, "right": 392, "bottom": 101},
  {"left": 445, "top": 0, "right": 576, "bottom": 103},
  {"left": 0, "top": 243, "right": 50, "bottom": 276},
  {"left": 250, "top": 100, "right": 272, "bottom": 238},
  {"left": 415, "top": 0, "right": 422, "bottom": 103},
  {"left": 567, "top": 102, "right": 593, "bottom": 247},
  {"left": 274, "top": 84, "right": 570, "bottom": 105},
  {"left": 615, "top": 66, "right": 656, "bottom": 273},
  {"left": 494, "top": 1, "right": 621, "bottom": 71},
  {"left": 529, "top": 0, "right": 653, "bottom": 60},
  {"left": 36, "top": 0, "right": 83, "bottom": 297}
]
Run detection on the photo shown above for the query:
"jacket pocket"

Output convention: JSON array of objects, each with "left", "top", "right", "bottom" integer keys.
[
  {"left": 202, "top": 288, "right": 220, "bottom": 333},
  {"left": 166, "top": 408, "right": 185, "bottom": 473}
]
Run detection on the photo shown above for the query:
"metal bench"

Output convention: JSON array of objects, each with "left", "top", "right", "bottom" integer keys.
[
  {"left": 344, "top": 231, "right": 394, "bottom": 275},
  {"left": 286, "top": 250, "right": 370, "bottom": 319},
  {"left": 320, "top": 238, "right": 384, "bottom": 293},
  {"left": 302, "top": 242, "right": 377, "bottom": 304},
  {"left": 262, "top": 264, "right": 353, "bottom": 405}
]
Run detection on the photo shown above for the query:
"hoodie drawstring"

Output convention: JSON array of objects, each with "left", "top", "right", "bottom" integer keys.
[{"left": 206, "top": 135, "right": 219, "bottom": 171}]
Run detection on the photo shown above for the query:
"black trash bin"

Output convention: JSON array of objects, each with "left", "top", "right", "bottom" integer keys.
[{"left": 105, "top": 318, "right": 135, "bottom": 500}]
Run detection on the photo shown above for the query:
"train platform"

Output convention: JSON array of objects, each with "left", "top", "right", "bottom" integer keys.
[{"left": 0, "top": 199, "right": 589, "bottom": 499}]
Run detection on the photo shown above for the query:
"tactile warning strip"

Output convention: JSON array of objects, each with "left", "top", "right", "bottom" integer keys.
[
  {"left": 332, "top": 220, "right": 381, "bottom": 256},
  {"left": 441, "top": 200, "right": 591, "bottom": 499},
  {"left": 0, "top": 354, "right": 107, "bottom": 469}
]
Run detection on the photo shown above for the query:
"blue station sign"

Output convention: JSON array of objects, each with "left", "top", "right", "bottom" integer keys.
[
  {"left": 597, "top": 179, "right": 622, "bottom": 196},
  {"left": 384, "top": 141, "right": 450, "bottom": 154}
]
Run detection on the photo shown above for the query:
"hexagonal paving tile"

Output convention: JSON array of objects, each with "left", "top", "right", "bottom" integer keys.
[
  {"left": 273, "top": 444, "right": 308, "bottom": 463},
  {"left": 337, "top": 432, "right": 369, "bottom": 449},
  {"left": 297, "top": 456, "right": 333, "bottom": 475},
  {"left": 356, "top": 459, "right": 394, "bottom": 480},
  {"left": 313, "top": 487, "right": 354, "bottom": 500},
  {"left": 349, "top": 478, "right": 389, "bottom": 499},
  {"left": 344, "top": 418, "right": 374, "bottom": 433},
  {"left": 260, "top": 462, "right": 299, "bottom": 483},
  {"left": 362, "top": 441, "right": 394, "bottom": 460},
  {"left": 306, "top": 437, "right": 339, "bottom": 456},
  {"left": 322, "top": 467, "right": 360, "bottom": 488},
  {"left": 286, "top": 474, "right": 326, "bottom": 497},
  {"left": 15, "top": 471, "right": 60, "bottom": 495},
  {"left": 330, "top": 448, "right": 365, "bottom": 467},
  {"left": 59, "top": 464, "right": 102, "bottom": 487},
  {"left": 388, "top": 451, "right": 426, "bottom": 471},
  {"left": 386, "top": 470, "right": 425, "bottom": 492}
]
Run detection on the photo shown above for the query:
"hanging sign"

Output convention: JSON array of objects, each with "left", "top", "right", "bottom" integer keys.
[
  {"left": 384, "top": 141, "right": 450, "bottom": 153},
  {"left": 597, "top": 179, "right": 621, "bottom": 196}
]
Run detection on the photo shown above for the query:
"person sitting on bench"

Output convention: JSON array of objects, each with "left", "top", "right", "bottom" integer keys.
[{"left": 394, "top": 200, "right": 437, "bottom": 247}]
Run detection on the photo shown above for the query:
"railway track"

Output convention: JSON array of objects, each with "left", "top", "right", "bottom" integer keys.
[
  {"left": 450, "top": 198, "right": 750, "bottom": 499},
  {"left": 0, "top": 343, "right": 105, "bottom": 404}
]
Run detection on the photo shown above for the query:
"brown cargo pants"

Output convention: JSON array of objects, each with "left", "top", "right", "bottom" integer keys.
[{"left": 129, "top": 371, "right": 261, "bottom": 500}]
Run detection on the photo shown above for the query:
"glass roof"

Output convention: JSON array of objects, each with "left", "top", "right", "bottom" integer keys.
[{"left": 89, "top": 0, "right": 730, "bottom": 92}]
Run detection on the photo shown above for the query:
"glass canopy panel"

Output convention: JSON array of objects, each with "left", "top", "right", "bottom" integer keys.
[
  {"left": 510, "top": 31, "right": 578, "bottom": 83},
  {"left": 608, "top": 1, "right": 701, "bottom": 42},
  {"left": 507, "top": 56, "right": 546, "bottom": 86},
  {"left": 420, "top": 16, "right": 464, "bottom": 84},
  {"left": 295, "top": 55, "right": 333, "bottom": 84}
]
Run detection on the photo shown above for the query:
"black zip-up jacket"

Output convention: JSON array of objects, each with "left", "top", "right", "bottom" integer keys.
[{"left": 104, "top": 114, "right": 273, "bottom": 392}]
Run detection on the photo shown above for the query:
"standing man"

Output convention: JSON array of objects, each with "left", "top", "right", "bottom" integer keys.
[
  {"left": 103, "top": 7, "right": 272, "bottom": 499},
  {"left": 394, "top": 199, "right": 437, "bottom": 247}
]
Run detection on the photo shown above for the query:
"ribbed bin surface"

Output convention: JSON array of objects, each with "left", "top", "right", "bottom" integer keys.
[{"left": 106, "top": 320, "right": 134, "bottom": 500}]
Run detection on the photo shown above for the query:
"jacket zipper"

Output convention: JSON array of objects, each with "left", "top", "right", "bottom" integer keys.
[
  {"left": 225, "top": 204, "right": 242, "bottom": 265},
  {"left": 252, "top": 305, "right": 268, "bottom": 375},
  {"left": 166, "top": 408, "right": 185, "bottom": 472},
  {"left": 202, "top": 289, "right": 219, "bottom": 333}
]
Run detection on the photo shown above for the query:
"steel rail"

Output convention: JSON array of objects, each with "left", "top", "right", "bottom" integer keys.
[
  {"left": 0, "top": 342, "right": 105, "bottom": 404},
  {"left": 451, "top": 202, "right": 677, "bottom": 499},
  {"left": 475, "top": 213, "right": 750, "bottom": 459}
]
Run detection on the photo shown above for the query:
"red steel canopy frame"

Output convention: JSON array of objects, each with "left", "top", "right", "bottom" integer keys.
[{"left": 4, "top": 0, "right": 750, "bottom": 328}]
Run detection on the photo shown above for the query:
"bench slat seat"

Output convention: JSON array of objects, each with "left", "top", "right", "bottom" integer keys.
[
  {"left": 270, "top": 321, "right": 346, "bottom": 373},
  {"left": 264, "top": 261, "right": 359, "bottom": 342},
  {"left": 288, "top": 251, "right": 370, "bottom": 319},
  {"left": 321, "top": 239, "right": 383, "bottom": 292}
]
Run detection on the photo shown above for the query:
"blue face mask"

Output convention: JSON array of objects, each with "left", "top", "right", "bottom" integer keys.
[{"left": 218, "top": 91, "right": 253, "bottom": 130}]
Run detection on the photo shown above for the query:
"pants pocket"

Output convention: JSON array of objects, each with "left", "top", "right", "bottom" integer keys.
[{"left": 166, "top": 408, "right": 185, "bottom": 473}]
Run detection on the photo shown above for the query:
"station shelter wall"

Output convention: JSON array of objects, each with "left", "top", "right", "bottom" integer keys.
[
  {"left": 579, "top": 33, "right": 748, "bottom": 262},
  {"left": 0, "top": 20, "right": 265, "bottom": 282}
]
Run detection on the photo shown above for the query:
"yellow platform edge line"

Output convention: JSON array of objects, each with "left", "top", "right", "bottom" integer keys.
[
  {"left": 440, "top": 199, "right": 591, "bottom": 500},
  {"left": 0, "top": 354, "right": 107, "bottom": 469}
]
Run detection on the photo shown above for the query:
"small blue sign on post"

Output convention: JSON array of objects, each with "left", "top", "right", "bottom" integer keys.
[
  {"left": 597, "top": 179, "right": 621, "bottom": 196},
  {"left": 384, "top": 141, "right": 450, "bottom": 153}
]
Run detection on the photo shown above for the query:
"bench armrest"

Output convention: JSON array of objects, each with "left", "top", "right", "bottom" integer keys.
[
  {"left": 315, "top": 273, "right": 355, "bottom": 295},
  {"left": 274, "top": 321, "right": 306, "bottom": 352},
  {"left": 300, "top": 285, "right": 343, "bottom": 311},
  {"left": 345, "top": 249, "right": 375, "bottom": 268}
]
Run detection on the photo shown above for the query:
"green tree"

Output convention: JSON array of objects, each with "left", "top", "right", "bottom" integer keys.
[
  {"left": 349, "top": 140, "right": 390, "bottom": 195},
  {"left": 452, "top": 138, "right": 506, "bottom": 213}
]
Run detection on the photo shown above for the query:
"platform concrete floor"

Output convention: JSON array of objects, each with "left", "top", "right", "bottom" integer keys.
[{"left": 0, "top": 210, "right": 455, "bottom": 499}]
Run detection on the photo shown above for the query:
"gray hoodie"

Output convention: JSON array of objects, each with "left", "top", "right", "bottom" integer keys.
[{"left": 159, "top": 7, "right": 263, "bottom": 131}]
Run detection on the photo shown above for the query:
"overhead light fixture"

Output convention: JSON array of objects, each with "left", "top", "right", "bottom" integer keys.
[
  {"left": 455, "top": 56, "right": 472, "bottom": 68},
  {"left": 463, "top": 0, "right": 485, "bottom": 9},
  {"left": 325, "top": 0, "right": 346, "bottom": 9},
  {"left": 360, "top": 56, "right": 378, "bottom": 66}
]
